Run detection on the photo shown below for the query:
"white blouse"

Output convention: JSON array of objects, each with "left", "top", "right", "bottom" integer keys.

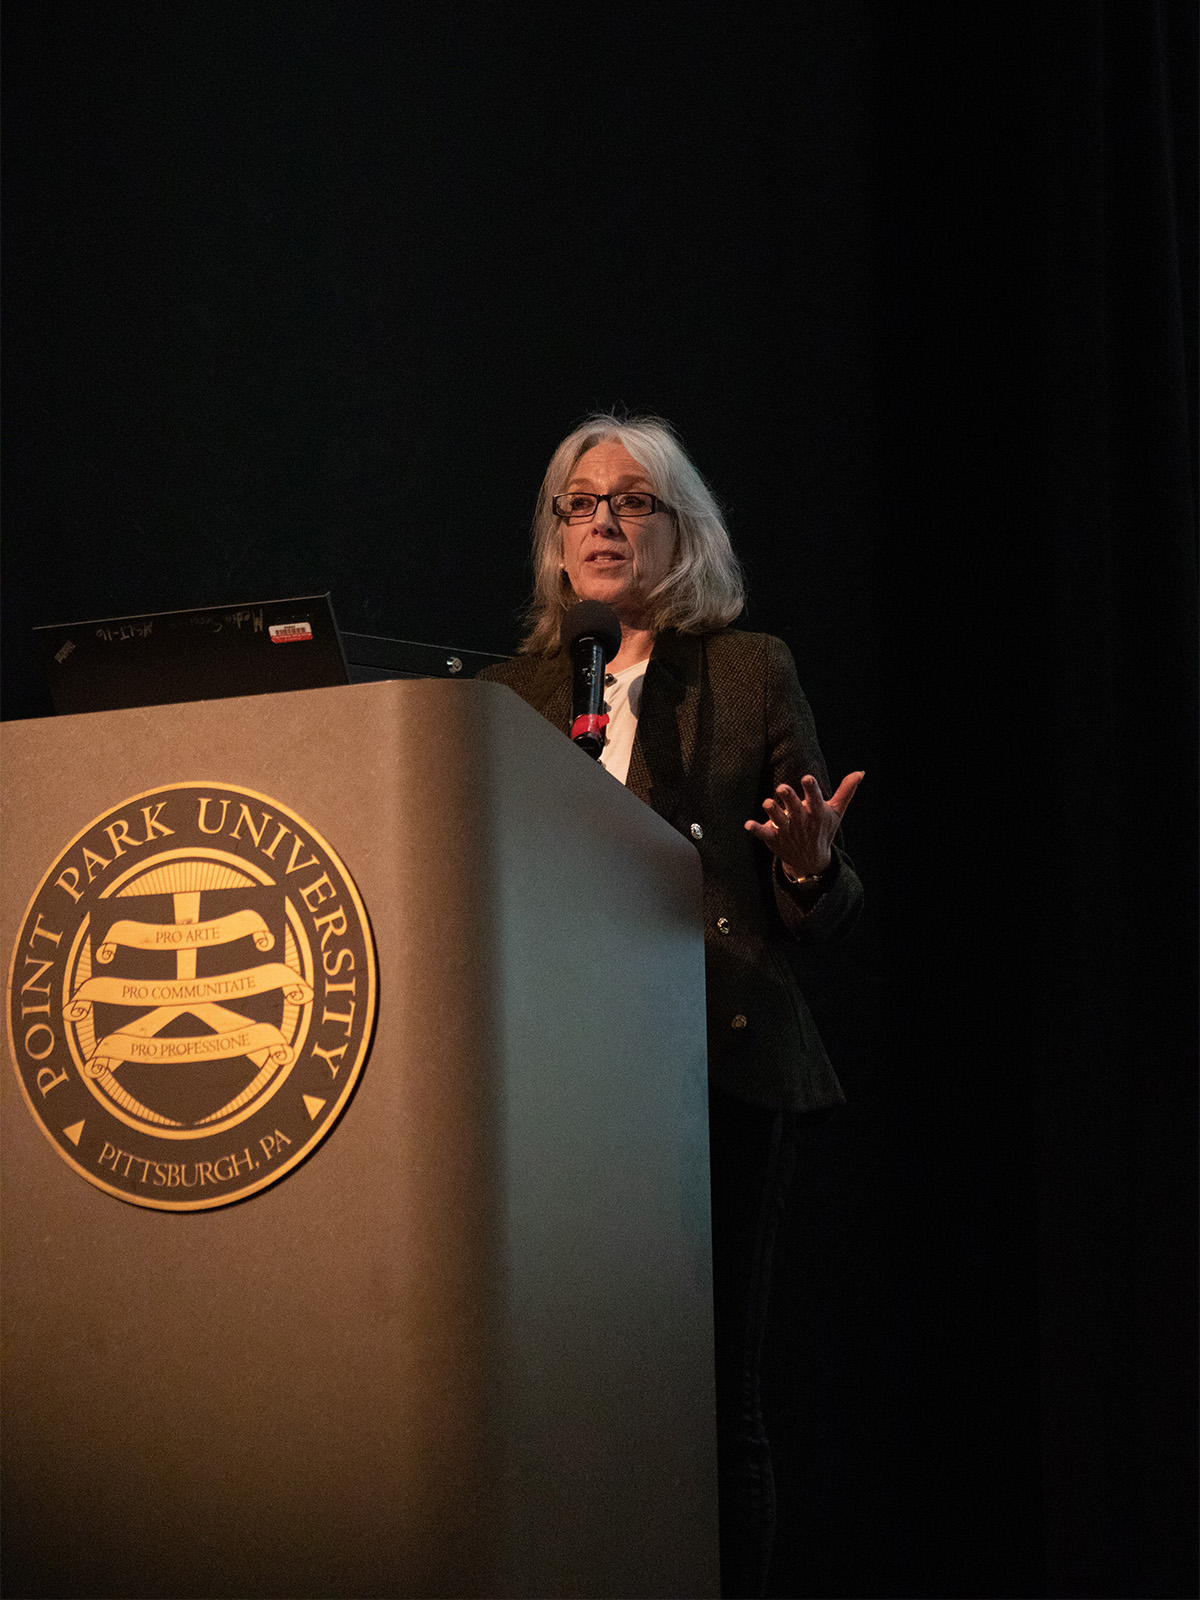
[{"left": 597, "top": 659, "right": 647, "bottom": 786}]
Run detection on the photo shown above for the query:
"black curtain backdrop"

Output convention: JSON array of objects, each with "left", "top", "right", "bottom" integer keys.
[{"left": 2, "top": 4, "right": 1195, "bottom": 1598}]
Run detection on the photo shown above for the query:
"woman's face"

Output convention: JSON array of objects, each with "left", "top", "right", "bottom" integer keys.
[{"left": 559, "top": 440, "right": 677, "bottom": 627}]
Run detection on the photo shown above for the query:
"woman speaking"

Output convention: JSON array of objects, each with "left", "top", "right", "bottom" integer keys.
[{"left": 479, "top": 414, "right": 863, "bottom": 1598}]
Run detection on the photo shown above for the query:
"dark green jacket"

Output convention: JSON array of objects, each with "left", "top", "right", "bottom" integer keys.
[{"left": 478, "top": 628, "right": 862, "bottom": 1111}]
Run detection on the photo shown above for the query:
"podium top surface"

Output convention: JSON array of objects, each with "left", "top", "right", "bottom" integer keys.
[{"left": 1, "top": 676, "right": 690, "bottom": 866}]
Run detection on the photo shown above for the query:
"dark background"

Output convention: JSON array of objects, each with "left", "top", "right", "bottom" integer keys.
[{"left": 3, "top": 2, "right": 1196, "bottom": 1596}]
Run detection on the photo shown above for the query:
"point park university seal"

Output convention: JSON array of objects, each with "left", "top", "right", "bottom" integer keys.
[{"left": 6, "top": 783, "right": 377, "bottom": 1210}]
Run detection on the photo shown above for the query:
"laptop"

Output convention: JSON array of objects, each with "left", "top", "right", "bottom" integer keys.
[
  {"left": 35, "top": 596, "right": 512, "bottom": 715},
  {"left": 36, "top": 595, "right": 351, "bottom": 715}
]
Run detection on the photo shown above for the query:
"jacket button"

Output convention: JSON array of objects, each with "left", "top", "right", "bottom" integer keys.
[
  {"left": 690, "top": 822, "right": 703, "bottom": 841},
  {"left": 731, "top": 1014, "right": 747, "bottom": 1030},
  {"left": 716, "top": 917, "right": 730, "bottom": 934}
]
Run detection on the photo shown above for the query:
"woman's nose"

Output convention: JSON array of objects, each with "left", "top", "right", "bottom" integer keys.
[{"left": 588, "top": 495, "right": 621, "bottom": 531}]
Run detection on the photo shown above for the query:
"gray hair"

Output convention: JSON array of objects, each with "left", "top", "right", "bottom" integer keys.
[{"left": 519, "top": 412, "right": 746, "bottom": 653}]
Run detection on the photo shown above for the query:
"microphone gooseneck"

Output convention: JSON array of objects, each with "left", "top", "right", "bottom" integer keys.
[{"left": 561, "top": 602, "right": 622, "bottom": 760}]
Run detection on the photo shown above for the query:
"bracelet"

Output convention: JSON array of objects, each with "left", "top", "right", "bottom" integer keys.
[{"left": 782, "top": 861, "right": 832, "bottom": 887}]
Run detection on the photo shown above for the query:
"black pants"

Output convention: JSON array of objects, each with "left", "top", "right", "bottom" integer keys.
[{"left": 709, "top": 1085, "right": 799, "bottom": 1600}]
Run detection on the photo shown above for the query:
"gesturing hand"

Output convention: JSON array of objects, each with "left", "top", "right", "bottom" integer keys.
[{"left": 743, "top": 771, "right": 864, "bottom": 880}]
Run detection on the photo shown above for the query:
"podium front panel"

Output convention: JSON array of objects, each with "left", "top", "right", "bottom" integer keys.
[{"left": 1, "top": 680, "right": 716, "bottom": 1599}]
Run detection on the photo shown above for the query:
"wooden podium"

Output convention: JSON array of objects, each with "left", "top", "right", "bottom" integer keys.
[{"left": 0, "top": 680, "right": 718, "bottom": 1600}]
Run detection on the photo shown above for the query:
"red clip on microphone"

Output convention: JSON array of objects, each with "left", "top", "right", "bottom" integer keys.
[{"left": 570, "top": 712, "right": 610, "bottom": 743}]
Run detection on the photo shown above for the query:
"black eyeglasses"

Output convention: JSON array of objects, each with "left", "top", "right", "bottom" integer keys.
[{"left": 551, "top": 491, "right": 672, "bottom": 521}]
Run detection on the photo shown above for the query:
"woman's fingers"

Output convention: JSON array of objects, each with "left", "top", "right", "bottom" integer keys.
[
  {"left": 745, "top": 771, "right": 864, "bottom": 852},
  {"left": 763, "top": 782, "right": 821, "bottom": 834},
  {"left": 827, "top": 770, "right": 865, "bottom": 816},
  {"left": 781, "top": 772, "right": 864, "bottom": 819}
]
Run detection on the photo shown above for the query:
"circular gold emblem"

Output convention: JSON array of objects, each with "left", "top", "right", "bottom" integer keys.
[{"left": 6, "top": 783, "right": 377, "bottom": 1210}]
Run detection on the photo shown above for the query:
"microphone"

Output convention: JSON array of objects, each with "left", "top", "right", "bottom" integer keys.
[{"left": 561, "top": 601, "right": 622, "bottom": 760}]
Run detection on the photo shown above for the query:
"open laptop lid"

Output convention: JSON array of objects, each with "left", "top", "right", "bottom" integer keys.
[{"left": 35, "top": 594, "right": 351, "bottom": 715}]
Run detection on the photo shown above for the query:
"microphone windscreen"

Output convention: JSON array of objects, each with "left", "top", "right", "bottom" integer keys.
[{"left": 561, "top": 601, "right": 622, "bottom": 664}]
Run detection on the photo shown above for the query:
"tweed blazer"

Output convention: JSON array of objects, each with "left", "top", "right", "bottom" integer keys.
[{"left": 478, "top": 628, "right": 862, "bottom": 1112}]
